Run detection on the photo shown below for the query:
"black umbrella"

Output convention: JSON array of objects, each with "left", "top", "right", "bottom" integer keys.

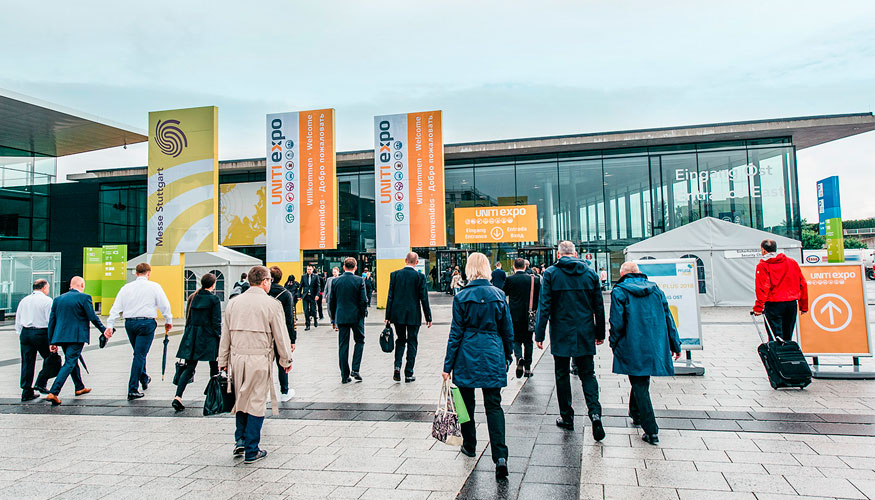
[
  {"left": 161, "top": 332, "right": 170, "bottom": 380},
  {"left": 78, "top": 354, "right": 89, "bottom": 374}
]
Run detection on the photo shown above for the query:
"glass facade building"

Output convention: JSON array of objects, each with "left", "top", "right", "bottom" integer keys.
[{"left": 0, "top": 149, "right": 56, "bottom": 252}]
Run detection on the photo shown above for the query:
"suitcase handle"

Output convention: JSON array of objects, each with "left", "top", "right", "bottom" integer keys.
[{"left": 750, "top": 311, "right": 785, "bottom": 344}]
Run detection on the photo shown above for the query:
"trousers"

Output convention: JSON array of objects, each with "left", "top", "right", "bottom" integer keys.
[
  {"left": 393, "top": 324, "right": 420, "bottom": 377},
  {"left": 513, "top": 341, "right": 533, "bottom": 369},
  {"left": 303, "top": 297, "right": 317, "bottom": 327},
  {"left": 554, "top": 354, "right": 601, "bottom": 422},
  {"left": 20, "top": 327, "right": 51, "bottom": 394},
  {"left": 628, "top": 375, "right": 658, "bottom": 435},
  {"left": 49, "top": 343, "right": 85, "bottom": 395},
  {"left": 458, "top": 387, "right": 508, "bottom": 462},
  {"left": 125, "top": 318, "right": 156, "bottom": 393},
  {"left": 763, "top": 300, "right": 798, "bottom": 341},
  {"left": 338, "top": 320, "right": 365, "bottom": 380},
  {"left": 175, "top": 360, "right": 219, "bottom": 398},
  {"left": 235, "top": 412, "right": 265, "bottom": 460}
]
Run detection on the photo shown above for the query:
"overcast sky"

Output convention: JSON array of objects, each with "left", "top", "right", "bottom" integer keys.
[{"left": 2, "top": 1, "right": 874, "bottom": 220}]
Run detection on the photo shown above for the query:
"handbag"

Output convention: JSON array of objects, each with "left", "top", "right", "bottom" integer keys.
[
  {"left": 527, "top": 275, "right": 536, "bottom": 333},
  {"left": 43, "top": 353, "right": 63, "bottom": 380},
  {"left": 431, "top": 379, "right": 463, "bottom": 446},
  {"left": 379, "top": 324, "right": 395, "bottom": 353},
  {"left": 203, "top": 371, "right": 235, "bottom": 416},
  {"left": 451, "top": 386, "right": 470, "bottom": 424},
  {"left": 172, "top": 360, "right": 193, "bottom": 386}
]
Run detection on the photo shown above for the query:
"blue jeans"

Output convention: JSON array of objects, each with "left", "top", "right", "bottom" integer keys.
[
  {"left": 235, "top": 412, "right": 264, "bottom": 460},
  {"left": 49, "top": 343, "right": 85, "bottom": 395},
  {"left": 125, "top": 318, "right": 156, "bottom": 393}
]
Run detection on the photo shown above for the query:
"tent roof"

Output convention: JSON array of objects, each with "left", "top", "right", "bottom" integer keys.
[
  {"left": 127, "top": 246, "right": 261, "bottom": 268},
  {"left": 625, "top": 217, "right": 801, "bottom": 253}
]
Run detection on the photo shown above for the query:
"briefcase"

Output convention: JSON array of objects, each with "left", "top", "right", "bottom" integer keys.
[
  {"left": 751, "top": 313, "right": 811, "bottom": 389},
  {"left": 43, "top": 353, "right": 62, "bottom": 380},
  {"left": 379, "top": 324, "right": 395, "bottom": 353}
]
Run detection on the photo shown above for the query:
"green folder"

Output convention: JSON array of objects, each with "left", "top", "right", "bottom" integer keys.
[{"left": 451, "top": 386, "right": 470, "bottom": 424}]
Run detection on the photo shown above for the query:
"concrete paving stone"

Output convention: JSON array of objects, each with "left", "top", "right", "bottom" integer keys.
[
  {"left": 141, "top": 476, "right": 197, "bottom": 490},
  {"left": 278, "top": 454, "right": 339, "bottom": 471},
  {"left": 737, "top": 420, "right": 818, "bottom": 434},
  {"left": 0, "top": 469, "right": 32, "bottom": 481},
  {"left": 397, "top": 473, "right": 466, "bottom": 492},
  {"left": 523, "top": 464, "right": 580, "bottom": 485},
  {"left": 49, "top": 484, "right": 122, "bottom": 500},
  {"left": 580, "top": 483, "right": 605, "bottom": 500},
  {"left": 690, "top": 419, "right": 743, "bottom": 432},
  {"left": 578, "top": 466, "right": 639, "bottom": 487},
  {"left": 354, "top": 472, "right": 406, "bottom": 489},
  {"left": 675, "top": 490, "right": 756, "bottom": 500},
  {"left": 324, "top": 455, "right": 404, "bottom": 474},
  {"left": 816, "top": 466, "right": 875, "bottom": 480},
  {"left": 701, "top": 437, "right": 760, "bottom": 452},
  {"left": 693, "top": 461, "right": 766, "bottom": 474},
  {"left": 642, "top": 459, "right": 697, "bottom": 472},
  {"left": 327, "top": 486, "right": 367, "bottom": 499},
  {"left": 250, "top": 482, "right": 292, "bottom": 495},
  {"left": 395, "top": 457, "right": 473, "bottom": 476},
  {"left": 722, "top": 472, "right": 796, "bottom": 494},
  {"left": 849, "top": 478, "right": 875, "bottom": 499},
  {"left": 93, "top": 487, "right": 184, "bottom": 500},
  {"left": 751, "top": 495, "right": 834, "bottom": 500},
  {"left": 783, "top": 474, "right": 868, "bottom": 499},
  {"left": 810, "top": 442, "right": 875, "bottom": 457},
  {"left": 239, "top": 467, "right": 293, "bottom": 483},
  {"left": 602, "top": 446, "right": 665, "bottom": 460},
  {"left": 631, "top": 436, "right": 705, "bottom": 451},
  {"left": 401, "top": 448, "right": 461, "bottom": 460},
  {"left": 761, "top": 464, "right": 825, "bottom": 477},
  {"left": 791, "top": 452, "right": 850, "bottom": 468},
  {"left": 724, "top": 450, "right": 800, "bottom": 465},
  {"left": 169, "top": 465, "right": 207, "bottom": 477},
  {"left": 754, "top": 439, "right": 816, "bottom": 454},
  {"left": 359, "top": 488, "right": 432, "bottom": 500},
  {"left": 581, "top": 456, "right": 646, "bottom": 469},
  {"left": 282, "top": 469, "right": 365, "bottom": 486},
  {"left": 426, "top": 491, "right": 458, "bottom": 500},
  {"left": 189, "top": 465, "right": 256, "bottom": 481},
  {"left": 635, "top": 469, "right": 731, "bottom": 491},
  {"left": 374, "top": 447, "right": 406, "bottom": 458},
  {"left": 840, "top": 456, "right": 875, "bottom": 469},
  {"left": 281, "top": 483, "right": 338, "bottom": 499},
  {"left": 603, "top": 485, "right": 679, "bottom": 500},
  {"left": 663, "top": 449, "right": 730, "bottom": 463}
]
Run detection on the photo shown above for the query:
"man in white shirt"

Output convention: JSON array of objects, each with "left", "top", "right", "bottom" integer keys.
[
  {"left": 105, "top": 263, "right": 173, "bottom": 400},
  {"left": 16, "top": 279, "right": 54, "bottom": 401}
]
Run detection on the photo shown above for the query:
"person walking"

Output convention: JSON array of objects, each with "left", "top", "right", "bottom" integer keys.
[
  {"left": 105, "top": 263, "right": 173, "bottom": 400},
  {"left": 300, "top": 266, "right": 320, "bottom": 330},
  {"left": 172, "top": 273, "right": 221, "bottom": 411},
  {"left": 430, "top": 265, "right": 439, "bottom": 291},
  {"left": 535, "top": 241, "right": 607, "bottom": 441},
  {"left": 324, "top": 267, "right": 341, "bottom": 325},
  {"left": 329, "top": 258, "right": 368, "bottom": 384},
  {"left": 491, "top": 261, "right": 507, "bottom": 289},
  {"left": 284, "top": 275, "right": 300, "bottom": 313},
  {"left": 16, "top": 279, "right": 55, "bottom": 401},
  {"left": 442, "top": 252, "right": 513, "bottom": 479},
  {"left": 442, "top": 266, "right": 453, "bottom": 294},
  {"left": 234, "top": 273, "right": 248, "bottom": 289},
  {"left": 450, "top": 270, "right": 463, "bottom": 295},
  {"left": 218, "top": 266, "right": 293, "bottom": 464},
  {"left": 45, "top": 277, "right": 105, "bottom": 405},
  {"left": 503, "top": 258, "right": 540, "bottom": 378},
  {"left": 753, "top": 239, "right": 809, "bottom": 339},
  {"left": 268, "top": 266, "right": 297, "bottom": 402},
  {"left": 316, "top": 270, "right": 327, "bottom": 321},
  {"left": 599, "top": 267, "right": 609, "bottom": 291},
  {"left": 364, "top": 270, "right": 375, "bottom": 306},
  {"left": 385, "top": 252, "right": 432, "bottom": 383},
  {"left": 609, "top": 262, "right": 682, "bottom": 445}
]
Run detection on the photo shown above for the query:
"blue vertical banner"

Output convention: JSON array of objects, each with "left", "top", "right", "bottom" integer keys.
[{"left": 816, "top": 176, "right": 843, "bottom": 262}]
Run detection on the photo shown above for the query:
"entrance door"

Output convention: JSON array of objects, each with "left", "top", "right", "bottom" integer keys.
[
  {"left": 520, "top": 247, "right": 554, "bottom": 268},
  {"left": 436, "top": 250, "right": 469, "bottom": 284}
]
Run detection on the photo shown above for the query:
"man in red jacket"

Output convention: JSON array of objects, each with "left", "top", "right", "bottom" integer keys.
[{"left": 752, "top": 239, "right": 809, "bottom": 341}]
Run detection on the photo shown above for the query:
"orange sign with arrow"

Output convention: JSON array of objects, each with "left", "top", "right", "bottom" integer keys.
[{"left": 798, "top": 264, "right": 871, "bottom": 356}]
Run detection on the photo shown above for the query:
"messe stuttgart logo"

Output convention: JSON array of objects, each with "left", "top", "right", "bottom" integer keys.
[{"left": 155, "top": 119, "right": 188, "bottom": 157}]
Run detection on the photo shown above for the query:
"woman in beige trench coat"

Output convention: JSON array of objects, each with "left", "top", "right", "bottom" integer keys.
[{"left": 218, "top": 266, "right": 293, "bottom": 464}]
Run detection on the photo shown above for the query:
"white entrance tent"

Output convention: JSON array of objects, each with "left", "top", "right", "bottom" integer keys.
[
  {"left": 127, "top": 246, "right": 261, "bottom": 303},
  {"left": 624, "top": 217, "right": 802, "bottom": 306}
]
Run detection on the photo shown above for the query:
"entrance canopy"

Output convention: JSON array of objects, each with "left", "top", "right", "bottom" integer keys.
[{"left": 624, "top": 217, "right": 802, "bottom": 306}]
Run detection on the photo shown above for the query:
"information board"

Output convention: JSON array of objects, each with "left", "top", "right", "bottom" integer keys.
[
  {"left": 101, "top": 244, "right": 127, "bottom": 312},
  {"left": 454, "top": 205, "right": 538, "bottom": 243},
  {"left": 799, "top": 263, "right": 871, "bottom": 356},
  {"left": 634, "top": 258, "right": 703, "bottom": 350},
  {"left": 83, "top": 247, "right": 103, "bottom": 308}
]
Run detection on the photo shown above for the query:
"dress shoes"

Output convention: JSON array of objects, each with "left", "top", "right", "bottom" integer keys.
[
  {"left": 460, "top": 446, "right": 476, "bottom": 458},
  {"left": 313, "top": 319, "right": 318, "bottom": 328},
  {"left": 515, "top": 359, "right": 525, "bottom": 379},
  {"left": 244, "top": 450, "right": 268, "bottom": 464},
  {"left": 393, "top": 369, "right": 401, "bottom": 382},
  {"left": 642, "top": 433, "right": 659, "bottom": 445},
  {"left": 21, "top": 392, "right": 39, "bottom": 402},
  {"left": 33, "top": 385, "right": 49, "bottom": 395},
  {"left": 351, "top": 372, "right": 363, "bottom": 382},
  {"left": 46, "top": 394, "right": 61, "bottom": 405},
  {"left": 127, "top": 391, "right": 145, "bottom": 400},
  {"left": 405, "top": 375, "right": 416, "bottom": 383},
  {"left": 524, "top": 369, "right": 533, "bottom": 378},
  {"left": 141, "top": 375, "right": 152, "bottom": 391},
  {"left": 172, "top": 399, "right": 185, "bottom": 412},
  {"left": 555, "top": 417, "right": 574, "bottom": 430},
  {"left": 495, "top": 458, "right": 509, "bottom": 479},
  {"left": 75, "top": 388, "right": 91, "bottom": 396},
  {"left": 305, "top": 327, "right": 311, "bottom": 331},
  {"left": 341, "top": 377, "right": 351, "bottom": 384},
  {"left": 590, "top": 415, "right": 606, "bottom": 441}
]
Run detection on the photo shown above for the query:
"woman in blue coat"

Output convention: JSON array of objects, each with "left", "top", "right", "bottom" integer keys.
[
  {"left": 609, "top": 262, "right": 682, "bottom": 445},
  {"left": 442, "top": 252, "right": 514, "bottom": 480}
]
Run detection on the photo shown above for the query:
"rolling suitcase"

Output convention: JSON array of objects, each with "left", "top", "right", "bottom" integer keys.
[{"left": 751, "top": 312, "right": 811, "bottom": 389}]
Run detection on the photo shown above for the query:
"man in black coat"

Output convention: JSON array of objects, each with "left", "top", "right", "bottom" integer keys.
[
  {"left": 491, "top": 261, "right": 507, "bottom": 289},
  {"left": 268, "top": 266, "right": 297, "bottom": 400},
  {"left": 385, "top": 252, "right": 432, "bottom": 383},
  {"left": 300, "top": 266, "right": 320, "bottom": 330},
  {"left": 503, "top": 258, "right": 540, "bottom": 378},
  {"left": 329, "top": 258, "right": 368, "bottom": 383},
  {"left": 535, "top": 241, "right": 607, "bottom": 441},
  {"left": 316, "top": 271, "right": 327, "bottom": 321}
]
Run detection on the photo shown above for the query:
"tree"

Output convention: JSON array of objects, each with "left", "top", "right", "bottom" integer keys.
[
  {"left": 844, "top": 237, "right": 868, "bottom": 249},
  {"left": 802, "top": 229, "right": 825, "bottom": 250}
]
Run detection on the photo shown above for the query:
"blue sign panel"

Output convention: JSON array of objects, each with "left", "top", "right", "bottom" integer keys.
[{"left": 817, "top": 176, "right": 841, "bottom": 236}]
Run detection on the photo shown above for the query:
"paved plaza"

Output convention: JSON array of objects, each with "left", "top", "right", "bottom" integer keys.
[{"left": 0, "top": 292, "right": 874, "bottom": 499}]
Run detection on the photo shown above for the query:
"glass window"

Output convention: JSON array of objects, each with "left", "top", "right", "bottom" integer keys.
[
  {"left": 445, "top": 166, "right": 474, "bottom": 246},
  {"left": 472, "top": 161, "right": 514, "bottom": 207},
  {"left": 603, "top": 155, "right": 650, "bottom": 243},
  {"left": 659, "top": 153, "right": 699, "bottom": 230},
  {"left": 559, "top": 159, "right": 602, "bottom": 245},
  {"left": 696, "top": 149, "right": 751, "bottom": 225},
  {"left": 681, "top": 254, "right": 707, "bottom": 294},
  {"left": 748, "top": 147, "right": 796, "bottom": 237},
  {"left": 359, "top": 172, "right": 375, "bottom": 250},
  {"left": 208, "top": 269, "right": 225, "bottom": 301},
  {"left": 517, "top": 159, "right": 559, "bottom": 246},
  {"left": 184, "top": 271, "right": 198, "bottom": 300}
]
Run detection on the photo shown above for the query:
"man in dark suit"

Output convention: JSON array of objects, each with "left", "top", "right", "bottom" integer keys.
[
  {"left": 329, "top": 257, "right": 368, "bottom": 383},
  {"left": 385, "top": 252, "right": 432, "bottom": 383},
  {"left": 300, "top": 266, "right": 321, "bottom": 330},
  {"left": 46, "top": 276, "right": 106, "bottom": 405},
  {"left": 491, "top": 261, "right": 507, "bottom": 289},
  {"left": 503, "top": 258, "right": 540, "bottom": 378}
]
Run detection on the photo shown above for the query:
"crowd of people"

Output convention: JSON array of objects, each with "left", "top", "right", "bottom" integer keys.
[{"left": 14, "top": 238, "right": 806, "bottom": 475}]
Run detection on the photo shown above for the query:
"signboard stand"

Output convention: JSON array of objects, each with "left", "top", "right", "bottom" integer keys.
[
  {"left": 799, "top": 263, "right": 873, "bottom": 379},
  {"left": 634, "top": 258, "right": 705, "bottom": 376}
]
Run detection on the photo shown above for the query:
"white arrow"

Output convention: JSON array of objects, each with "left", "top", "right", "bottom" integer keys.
[{"left": 820, "top": 300, "right": 842, "bottom": 325}]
